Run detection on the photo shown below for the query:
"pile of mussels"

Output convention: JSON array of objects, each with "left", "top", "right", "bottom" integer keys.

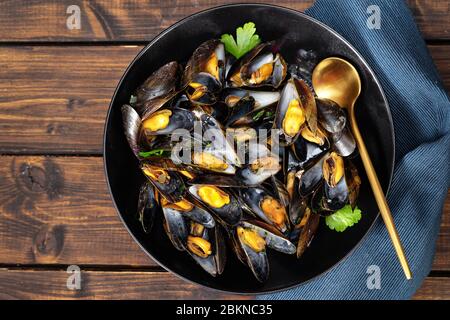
[{"left": 121, "top": 39, "right": 361, "bottom": 282}]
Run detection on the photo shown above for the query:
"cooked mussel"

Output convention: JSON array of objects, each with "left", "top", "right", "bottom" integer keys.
[
  {"left": 161, "top": 197, "right": 215, "bottom": 228},
  {"left": 274, "top": 77, "right": 318, "bottom": 146},
  {"left": 186, "top": 222, "right": 226, "bottom": 277},
  {"left": 141, "top": 163, "right": 186, "bottom": 203},
  {"left": 141, "top": 107, "right": 195, "bottom": 135},
  {"left": 183, "top": 40, "right": 226, "bottom": 105},
  {"left": 241, "top": 187, "right": 290, "bottom": 234},
  {"left": 228, "top": 42, "right": 287, "bottom": 88},
  {"left": 297, "top": 153, "right": 328, "bottom": 197},
  {"left": 290, "top": 207, "right": 320, "bottom": 258},
  {"left": 316, "top": 98, "right": 347, "bottom": 133},
  {"left": 291, "top": 126, "right": 330, "bottom": 169},
  {"left": 188, "top": 185, "right": 242, "bottom": 226},
  {"left": 162, "top": 206, "right": 188, "bottom": 251},
  {"left": 121, "top": 104, "right": 143, "bottom": 158},
  {"left": 232, "top": 220, "right": 295, "bottom": 282},
  {"left": 137, "top": 182, "right": 158, "bottom": 233},
  {"left": 331, "top": 126, "right": 356, "bottom": 157},
  {"left": 135, "top": 61, "right": 180, "bottom": 116},
  {"left": 322, "top": 152, "right": 349, "bottom": 211}
]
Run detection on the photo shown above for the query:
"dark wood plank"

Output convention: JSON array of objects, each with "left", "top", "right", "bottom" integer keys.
[
  {"left": 0, "top": 45, "right": 449, "bottom": 154},
  {"left": 0, "top": 45, "right": 141, "bottom": 154},
  {"left": 0, "top": 156, "right": 448, "bottom": 271},
  {"left": 413, "top": 277, "right": 450, "bottom": 300},
  {"left": 0, "top": 1, "right": 447, "bottom": 42},
  {"left": 0, "top": 267, "right": 447, "bottom": 299},
  {"left": 0, "top": 155, "right": 153, "bottom": 266},
  {"left": 432, "top": 189, "right": 450, "bottom": 270},
  {"left": 0, "top": 269, "right": 250, "bottom": 299}
]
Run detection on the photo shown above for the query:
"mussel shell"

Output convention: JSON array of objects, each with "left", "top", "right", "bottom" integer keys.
[
  {"left": 141, "top": 108, "right": 195, "bottom": 135},
  {"left": 185, "top": 72, "right": 221, "bottom": 105},
  {"left": 323, "top": 174, "right": 349, "bottom": 211},
  {"left": 292, "top": 135, "right": 329, "bottom": 169},
  {"left": 166, "top": 200, "right": 215, "bottom": 228},
  {"left": 137, "top": 182, "right": 158, "bottom": 233},
  {"left": 136, "top": 61, "right": 180, "bottom": 116},
  {"left": 162, "top": 207, "right": 188, "bottom": 251},
  {"left": 121, "top": 104, "right": 142, "bottom": 158},
  {"left": 331, "top": 126, "right": 356, "bottom": 157},
  {"left": 182, "top": 39, "right": 226, "bottom": 87},
  {"left": 294, "top": 210, "right": 320, "bottom": 258},
  {"left": 187, "top": 224, "right": 226, "bottom": 277},
  {"left": 240, "top": 187, "right": 289, "bottom": 233},
  {"left": 225, "top": 96, "right": 256, "bottom": 127},
  {"left": 199, "top": 113, "right": 241, "bottom": 167},
  {"left": 188, "top": 185, "right": 242, "bottom": 226},
  {"left": 221, "top": 88, "right": 280, "bottom": 109},
  {"left": 141, "top": 164, "right": 186, "bottom": 203},
  {"left": 297, "top": 153, "right": 327, "bottom": 197},
  {"left": 316, "top": 98, "right": 347, "bottom": 133},
  {"left": 240, "top": 220, "right": 296, "bottom": 254},
  {"left": 228, "top": 42, "right": 287, "bottom": 88}
]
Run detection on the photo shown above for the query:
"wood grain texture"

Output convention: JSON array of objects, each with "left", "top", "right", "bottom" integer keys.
[
  {"left": 0, "top": 155, "right": 448, "bottom": 271},
  {"left": 0, "top": 269, "right": 250, "bottom": 299},
  {"left": 0, "top": 1, "right": 447, "bottom": 42},
  {"left": 413, "top": 277, "right": 450, "bottom": 300},
  {"left": 0, "top": 156, "right": 152, "bottom": 266},
  {"left": 0, "top": 267, "right": 447, "bottom": 299},
  {"left": 0, "top": 45, "right": 449, "bottom": 154}
]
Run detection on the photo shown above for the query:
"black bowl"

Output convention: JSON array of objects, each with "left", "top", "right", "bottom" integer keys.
[{"left": 104, "top": 4, "right": 394, "bottom": 294}]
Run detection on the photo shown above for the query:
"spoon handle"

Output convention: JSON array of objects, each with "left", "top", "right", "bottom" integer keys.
[{"left": 349, "top": 111, "right": 412, "bottom": 280}]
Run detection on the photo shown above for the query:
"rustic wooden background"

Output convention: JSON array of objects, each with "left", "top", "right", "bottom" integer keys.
[{"left": 0, "top": 0, "right": 448, "bottom": 300}]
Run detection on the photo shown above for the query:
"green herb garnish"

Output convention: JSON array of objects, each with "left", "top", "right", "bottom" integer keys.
[
  {"left": 139, "top": 149, "right": 170, "bottom": 158},
  {"left": 252, "top": 110, "right": 266, "bottom": 121},
  {"left": 220, "top": 22, "right": 261, "bottom": 59},
  {"left": 325, "top": 205, "right": 362, "bottom": 232}
]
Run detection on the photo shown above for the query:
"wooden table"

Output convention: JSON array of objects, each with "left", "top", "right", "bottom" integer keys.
[{"left": 0, "top": 0, "right": 448, "bottom": 300}]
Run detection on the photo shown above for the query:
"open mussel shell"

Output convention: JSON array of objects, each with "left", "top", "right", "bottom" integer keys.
[
  {"left": 228, "top": 42, "right": 287, "bottom": 88},
  {"left": 182, "top": 39, "right": 226, "bottom": 87},
  {"left": 121, "top": 104, "right": 142, "bottom": 158},
  {"left": 291, "top": 126, "right": 330, "bottom": 169},
  {"left": 137, "top": 182, "right": 158, "bottom": 233},
  {"left": 232, "top": 220, "right": 295, "bottom": 282},
  {"left": 186, "top": 222, "right": 227, "bottom": 277},
  {"left": 141, "top": 163, "right": 186, "bottom": 203},
  {"left": 322, "top": 152, "right": 348, "bottom": 211},
  {"left": 240, "top": 187, "right": 290, "bottom": 234},
  {"left": 274, "top": 77, "right": 317, "bottom": 146},
  {"left": 162, "top": 207, "right": 188, "bottom": 251},
  {"left": 135, "top": 61, "right": 180, "bottom": 116},
  {"left": 188, "top": 185, "right": 242, "bottom": 226},
  {"left": 183, "top": 40, "right": 225, "bottom": 105},
  {"left": 297, "top": 153, "right": 328, "bottom": 197},
  {"left": 141, "top": 107, "right": 195, "bottom": 135},
  {"left": 221, "top": 88, "right": 280, "bottom": 109},
  {"left": 198, "top": 112, "right": 241, "bottom": 167},
  {"left": 316, "top": 98, "right": 347, "bottom": 133},
  {"left": 291, "top": 207, "right": 320, "bottom": 258},
  {"left": 161, "top": 198, "right": 215, "bottom": 228}
]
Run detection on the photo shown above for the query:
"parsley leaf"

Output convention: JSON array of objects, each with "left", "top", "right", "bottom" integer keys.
[
  {"left": 129, "top": 94, "right": 137, "bottom": 105},
  {"left": 139, "top": 149, "right": 170, "bottom": 158},
  {"left": 325, "top": 205, "right": 362, "bottom": 232},
  {"left": 221, "top": 22, "right": 261, "bottom": 59}
]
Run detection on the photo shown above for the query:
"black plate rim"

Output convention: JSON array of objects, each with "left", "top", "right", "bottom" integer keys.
[{"left": 103, "top": 3, "right": 396, "bottom": 295}]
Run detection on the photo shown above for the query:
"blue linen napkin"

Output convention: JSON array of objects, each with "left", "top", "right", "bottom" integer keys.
[{"left": 259, "top": 0, "right": 450, "bottom": 300}]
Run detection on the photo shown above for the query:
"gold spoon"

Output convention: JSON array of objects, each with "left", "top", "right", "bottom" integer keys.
[{"left": 312, "top": 57, "right": 412, "bottom": 280}]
